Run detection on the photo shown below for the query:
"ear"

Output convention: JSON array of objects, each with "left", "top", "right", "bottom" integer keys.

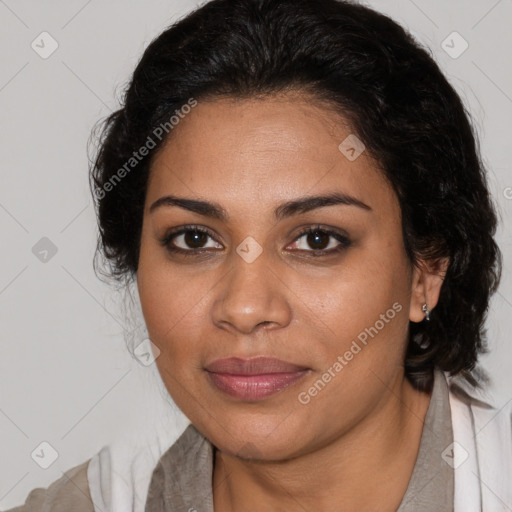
[{"left": 409, "top": 257, "right": 449, "bottom": 323}]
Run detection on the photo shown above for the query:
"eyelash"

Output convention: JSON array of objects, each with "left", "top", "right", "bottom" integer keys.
[{"left": 160, "top": 224, "right": 351, "bottom": 258}]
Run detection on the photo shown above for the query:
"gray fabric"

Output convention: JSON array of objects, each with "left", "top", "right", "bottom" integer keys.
[
  {"left": 4, "top": 459, "right": 94, "bottom": 512},
  {"left": 145, "top": 424, "right": 214, "bottom": 512},
  {"left": 145, "top": 369, "right": 454, "bottom": 511},
  {"left": 396, "top": 369, "right": 454, "bottom": 511}
]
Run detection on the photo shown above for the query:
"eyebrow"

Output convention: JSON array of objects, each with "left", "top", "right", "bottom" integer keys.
[{"left": 149, "top": 192, "right": 372, "bottom": 221}]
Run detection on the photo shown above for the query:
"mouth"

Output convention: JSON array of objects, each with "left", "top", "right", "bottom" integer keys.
[{"left": 204, "top": 356, "right": 310, "bottom": 401}]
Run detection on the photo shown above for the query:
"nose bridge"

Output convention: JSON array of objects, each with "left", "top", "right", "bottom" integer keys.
[{"left": 212, "top": 245, "right": 291, "bottom": 334}]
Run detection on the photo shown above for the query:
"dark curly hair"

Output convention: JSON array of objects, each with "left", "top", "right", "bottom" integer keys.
[{"left": 89, "top": 0, "right": 501, "bottom": 392}]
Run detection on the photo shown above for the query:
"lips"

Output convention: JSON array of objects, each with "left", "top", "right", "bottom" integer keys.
[
  {"left": 205, "top": 356, "right": 310, "bottom": 401},
  {"left": 205, "top": 356, "right": 308, "bottom": 374}
]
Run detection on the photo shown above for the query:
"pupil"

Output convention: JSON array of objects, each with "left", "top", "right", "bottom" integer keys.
[
  {"left": 307, "top": 231, "right": 328, "bottom": 250},
  {"left": 185, "top": 230, "right": 207, "bottom": 248}
]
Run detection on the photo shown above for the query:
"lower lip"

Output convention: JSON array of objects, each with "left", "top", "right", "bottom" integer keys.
[{"left": 206, "top": 371, "right": 309, "bottom": 401}]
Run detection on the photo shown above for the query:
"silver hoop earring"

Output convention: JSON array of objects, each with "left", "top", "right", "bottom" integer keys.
[{"left": 422, "top": 303, "right": 431, "bottom": 321}]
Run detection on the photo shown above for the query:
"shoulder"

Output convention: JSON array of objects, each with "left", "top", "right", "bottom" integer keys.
[
  {"left": 445, "top": 370, "right": 512, "bottom": 419},
  {"left": 444, "top": 371, "right": 512, "bottom": 509},
  {"left": 5, "top": 459, "right": 94, "bottom": 512},
  {"left": 445, "top": 370, "right": 512, "bottom": 432}
]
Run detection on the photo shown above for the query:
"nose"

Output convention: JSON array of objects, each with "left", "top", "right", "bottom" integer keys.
[{"left": 211, "top": 251, "right": 292, "bottom": 335}]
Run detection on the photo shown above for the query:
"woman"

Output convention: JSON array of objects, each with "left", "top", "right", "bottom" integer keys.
[{"left": 8, "top": 0, "right": 511, "bottom": 510}]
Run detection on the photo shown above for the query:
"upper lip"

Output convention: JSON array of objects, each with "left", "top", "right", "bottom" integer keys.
[{"left": 205, "top": 356, "right": 309, "bottom": 375}]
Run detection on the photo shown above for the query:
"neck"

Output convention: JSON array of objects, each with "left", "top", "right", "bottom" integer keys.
[{"left": 213, "top": 373, "right": 432, "bottom": 512}]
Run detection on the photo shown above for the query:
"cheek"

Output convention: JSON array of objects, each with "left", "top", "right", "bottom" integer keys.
[
  {"left": 137, "top": 254, "right": 215, "bottom": 370},
  {"left": 138, "top": 273, "right": 200, "bottom": 344},
  {"left": 307, "top": 250, "right": 408, "bottom": 326},
  {"left": 291, "top": 272, "right": 408, "bottom": 365},
  {"left": 295, "top": 246, "right": 411, "bottom": 371}
]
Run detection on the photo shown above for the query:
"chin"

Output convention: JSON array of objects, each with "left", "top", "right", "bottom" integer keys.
[{"left": 204, "top": 413, "right": 311, "bottom": 461}]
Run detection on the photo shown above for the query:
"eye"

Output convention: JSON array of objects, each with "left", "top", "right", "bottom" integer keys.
[
  {"left": 287, "top": 226, "right": 351, "bottom": 255},
  {"left": 160, "top": 225, "right": 223, "bottom": 254}
]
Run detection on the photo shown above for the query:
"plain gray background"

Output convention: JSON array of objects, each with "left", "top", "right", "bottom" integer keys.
[{"left": 1, "top": 0, "right": 511, "bottom": 508}]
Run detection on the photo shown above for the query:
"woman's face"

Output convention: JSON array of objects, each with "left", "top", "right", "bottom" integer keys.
[{"left": 137, "top": 92, "right": 422, "bottom": 460}]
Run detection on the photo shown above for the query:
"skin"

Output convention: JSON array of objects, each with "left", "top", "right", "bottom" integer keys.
[{"left": 136, "top": 91, "right": 448, "bottom": 511}]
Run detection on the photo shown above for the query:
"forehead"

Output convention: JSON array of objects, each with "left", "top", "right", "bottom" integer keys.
[{"left": 147, "top": 93, "right": 396, "bottom": 216}]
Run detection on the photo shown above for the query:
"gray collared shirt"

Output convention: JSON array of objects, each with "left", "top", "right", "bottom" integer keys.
[
  {"left": 397, "top": 368, "right": 454, "bottom": 511},
  {"left": 145, "top": 369, "right": 454, "bottom": 511}
]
